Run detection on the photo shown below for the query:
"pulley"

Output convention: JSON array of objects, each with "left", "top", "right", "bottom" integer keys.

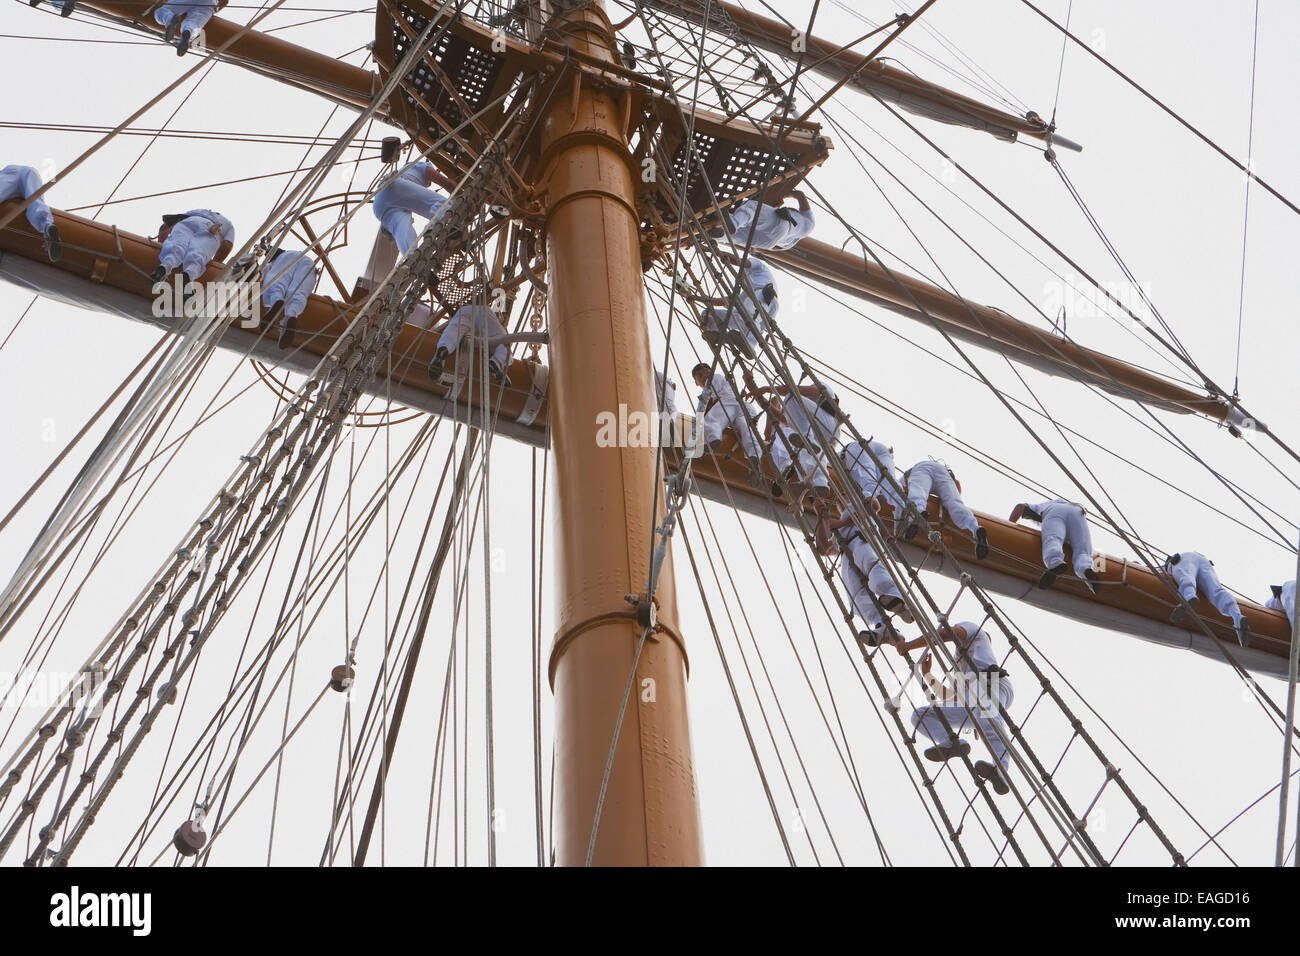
[
  {"left": 173, "top": 819, "right": 207, "bottom": 857},
  {"left": 330, "top": 664, "right": 355, "bottom": 693}
]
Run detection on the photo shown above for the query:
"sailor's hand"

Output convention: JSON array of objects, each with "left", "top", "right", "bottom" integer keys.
[
  {"left": 1009, "top": 503, "right": 1025, "bottom": 523},
  {"left": 870, "top": 496, "right": 882, "bottom": 513},
  {"left": 209, "top": 223, "right": 223, "bottom": 236}
]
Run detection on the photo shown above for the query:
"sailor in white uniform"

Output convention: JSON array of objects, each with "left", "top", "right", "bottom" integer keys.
[
  {"left": 1009, "top": 499, "right": 1098, "bottom": 592},
  {"left": 151, "top": 208, "right": 235, "bottom": 285},
  {"left": 841, "top": 438, "right": 905, "bottom": 518},
  {"left": 896, "top": 621, "right": 1014, "bottom": 795},
  {"left": 1265, "top": 580, "right": 1296, "bottom": 630},
  {"left": 28, "top": 0, "right": 76, "bottom": 17},
  {"left": 0, "top": 164, "right": 61, "bottom": 261},
  {"left": 372, "top": 159, "right": 456, "bottom": 256},
  {"left": 1162, "top": 550, "right": 1250, "bottom": 647},
  {"left": 717, "top": 189, "right": 815, "bottom": 252},
  {"left": 260, "top": 248, "right": 320, "bottom": 349},
  {"left": 698, "top": 256, "right": 779, "bottom": 358},
  {"left": 427, "top": 303, "right": 511, "bottom": 386},
  {"left": 824, "top": 510, "right": 912, "bottom": 642},
  {"left": 654, "top": 370, "right": 678, "bottom": 417},
  {"left": 763, "top": 382, "right": 841, "bottom": 496},
  {"left": 153, "top": 0, "right": 219, "bottom": 56},
  {"left": 903, "top": 460, "right": 989, "bottom": 559},
  {"left": 693, "top": 362, "right": 762, "bottom": 487}
]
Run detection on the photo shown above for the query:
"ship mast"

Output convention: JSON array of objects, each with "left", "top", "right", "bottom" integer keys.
[{"left": 538, "top": 0, "right": 703, "bottom": 865}]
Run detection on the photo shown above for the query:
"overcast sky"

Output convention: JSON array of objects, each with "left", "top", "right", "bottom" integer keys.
[{"left": 1, "top": 0, "right": 1298, "bottom": 866}]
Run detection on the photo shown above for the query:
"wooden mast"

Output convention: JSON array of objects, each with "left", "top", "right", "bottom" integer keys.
[{"left": 536, "top": 1, "right": 703, "bottom": 865}]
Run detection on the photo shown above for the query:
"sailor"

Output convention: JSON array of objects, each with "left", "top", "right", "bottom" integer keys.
[
  {"left": 373, "top": 159, "right": 457, "bottom": 256},
  {"left": 27, "top": 0, "right": 76, "bottom": 17},
  {"left": 695, "top": 255, "right": 778, "bottom": 358},
  {"left": 841, "top": 437, "right": 905, "bottom": 518},
  {"left": 427, "top": 303, "right": 511, "bottom": 386},
  {"left": 757, "top": 379, "right": 841, "bottom": 498},
  {"left": 823, "top": 507, "right": 912, "bottom": 642},
  {"left": 1009, "top": 499, "right": 1098, "bottom": 592},
  {"left": 0, "top": 164, "right": 61, "bottom": 262},
  {"left": 260, "top": 248, "right": 320, "bottom": 349},
  {"left": 693, "top": 362, "right": 763, "bottom": 488},
  {"left": 902, "top": 460, "right": 989, "bottom": 559},
  {"left": 715, "top": 189, "right": 815, "bottom": 252},
  {"left": 150, "top": 208, "right": 235, "bottom": 287},
  {"left": 1265, "top": 580, "right": 1296, "bottom": 630},
  {"left": 654, "top": 369, "right": 679, "bottom": 448},
  {"left": 1162, "top": 550, "right": 1251, "bottom": 648},
  {"left": 153, "top": 0, "right": 222, "bottom": 56},
  {"left": 895, "top": 621, "right": 1014, "bottom": 795}
]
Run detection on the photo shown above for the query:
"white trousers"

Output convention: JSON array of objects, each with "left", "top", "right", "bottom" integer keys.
[
  {"left": 906, "top": 461, "right": 978, "bottom": 535},
  {"left": 373, "top": 179, "right": 448, "bottom": 255},
  {"left": 0, "top": 165, "right": 54, "bottom": 234},
  {"left": 154, "top": 0, "right": 217, "bottom": 35},
  {"left": 838, "top": 534, "right": 901, "bottom": 629},
  {"left": 911, "top": 677, "right": 1014, "bottom": 767},
  {"left": 1039, "top": 502, "right": 1094, "bottom": 579},
  {"left": 436, "top": 305, "right": 508, "bottom": 366},
  {"left": 770, "top": 430, "right": 828, "bottom": 488},
  {"left": 159, "top": 218, "right": 219, "bottom": 281},
  {"left": 1170, "top": 553, "right": 1242, "bottom": 625},
  {"left": 261, "top": 255, "right": 318, "bottom": 320},
  {"left": 702, "top": 401, "right": 759, "bottom": 459}
]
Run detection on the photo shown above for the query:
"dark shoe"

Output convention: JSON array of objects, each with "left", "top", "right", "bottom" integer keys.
[
  {"left": 60, "top": 0, "right": 75, "bottom": 14},
  {"left": 1038, "top": 561, "right": 1068, "bottom": 589},
  {"left": 427, "top": 346, "right": 450, "bottom": 381},
  {"left": 1082, "top": 568, "right": 1100, "bottom": 594},
  {"left": 277, "top": 316, "right": 298, "bottom": 351},
  {"left": 29, "top": 0, "right": 41, "bottom": 6},
  {"left": 43, "top": 225, "right": 61, "bottom": 263},
  {"left": 974, "top": 527, "right": 989, "bottom": 560},
  {"left": 923, "top": 740, "right": 970, "bottom": 764},
  {"left": 1170, "top": 595, "right": 1199, "bottom": 624},
  {"left": 149, "top": 264, "right": 169, "bottom": 285},
  {"left": 177, "top": 29, "right": 192, "bottom": 56},
  {"left": 164, "top": 18, "right": 178, "bottom": 43},
  {"left": 1236, "top": 619, "right": 1252, "bottom": 649},
  {"left": 700, "top": 328, "right": 723, "bottom": 352},
  {"left": 974, "top": 759, "right": 1010, "bottom": 795},
  {"left": 488, "top": 357, "right": 511, "bottom": 387},
  {"left": 745, "top": 457, "right": 764, "bottom": 489},
  {"left": 262, "top": 299, "right": 285, "bottom": 330},
  {"left": 770, "top": 481, "right": 783, "bottom": 499}
]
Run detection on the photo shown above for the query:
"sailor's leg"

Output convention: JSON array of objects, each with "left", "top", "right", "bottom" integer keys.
[
  {"left": 798, "top": 449, "right": 828, "bottom": 490},
  {"left": 283, "top": 262, "right": 318, "bottom": 319},
  {"left": 865, "top": 557, "right": 902, "bottom": 604},
  {"left": 701, "top": 404, "right": 727, "bottom": 447},
  {"left": 381, "top": 209, "right": 417, "bottom": 255},
  {"left": 182, "top": 1, "right": 216, "bottom": 35},
  {"left": 1170, "top": 560, "right": 1198, "bottom": 602},
  {"left": 1285, "top": 583, "right": 1296, "bottom": 627},
  {"left": 180, "top": 231, "right": 219, "bottom": 281},
  {"left": 906, "top": 466, "right": 933, "bottom": 512},
  {"left": 1197, "top": 563, "right": 1243, "bottom": 625},
  {"left": 933, "top": 471, "right": 979, "bottom": 535},
  {"left": 911, "top": 702, "right": 972, "bottom": 749},
  {"left": 8, "top": 167, "right": 54, "bottom": 234},
  {"left": 768, "top": 432, "right": 792, "bottom": 474},
  {"left": 970, "top": 678, "right": 1013, "bottom": 766},
  {"left": 838, "top": 559, "right": 881, "bottom": 629},
  {"left": 1064, "top": 508, "right": 1095, "bottom": 579},
  {"left": 725, "top": 405, "right": 760, "bottom": 458},
  {"left": 1039, "top": 513, "right": 1067, "bottom": 569},
  {"left": 153, "top": 2, "right": 176, "bottom": 27},
  {"left": 157, "top": 223, "right": 193, "bottom": 273}
]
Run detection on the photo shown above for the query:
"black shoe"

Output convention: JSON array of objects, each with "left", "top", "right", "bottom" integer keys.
[
  {"left": 973, "top": 759, "right": 1010, "bottom": 795},
  {"left": 1038, "top": 561, "right": 1068, "bottom": 589},
  {"left": 770, "top": 481, "right": 783, "bottom": 498},
  {"left": 29, "top": 0, "right": 41, "bottom": 6},
  {"left": 1170, "top": 595, "right": 1199, "bottom": 624},
  {"left": 177, "top": 29, "right": 192, "bottom": 56},
  {"left": 488, "top": 357, "right": 511, "bottom": 387},
  {"left": 149, "top": 265, "right": 169, "bottom": 285},
  {"left": 922, "top": 740, "right": 970, "bottom": 764},
  {"left": 1236, "top": 619, "right": 1252, "bottom": 649},
  {"left": 277, "top": 316, "right": 298, "bottom": 351},
  {"left": 43, "top": 225, "right": 61, "bottom": 263},
  {"left": 904, "top": 518, "right": 920, "bottom": 541},
  {"left": 262, "top": 299, "right": 285, "bottom": 330},
  {"left": 1083, "top": 567, "right": 1100, "bottom": 595},
  {"left": 745, "top": 457, "right": 764, "bottom": 489},
  {"left": 60, "top": 0, "right": 75, "bottom": 14},
  {"left": 164, "top": 18, "right": 178, "bottom": 43},
  {"left": 427, "top": 346, "right": 450, "bottom": 381},
  {"left": 974, "top": 527, "right": 989, "bottom": 560}
]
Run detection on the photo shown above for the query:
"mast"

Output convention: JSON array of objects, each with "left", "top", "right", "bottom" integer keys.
[{"left": 537, "top": 0, "right": 703, "bottom": 865}]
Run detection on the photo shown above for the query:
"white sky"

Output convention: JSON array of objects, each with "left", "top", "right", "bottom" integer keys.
[{"left": 0, "top": 0, "right": 1298, "bottom": 866}]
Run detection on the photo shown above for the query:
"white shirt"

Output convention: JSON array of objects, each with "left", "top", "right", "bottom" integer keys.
[
  {"left": 703, "top": 371, "right": 744, "bottom": 411},
  {"left": 952, "top": 621, "right": 999, "bottom": 674},
  {"left": 728, "top": 201, "right": 815, "bottom": 251}
]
